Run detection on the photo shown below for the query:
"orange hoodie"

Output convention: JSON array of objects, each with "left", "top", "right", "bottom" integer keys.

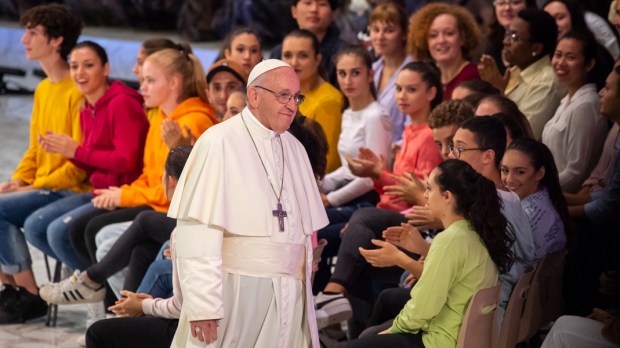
[{"left": 120, "top": 97, "right": 217, "bottom": 212}]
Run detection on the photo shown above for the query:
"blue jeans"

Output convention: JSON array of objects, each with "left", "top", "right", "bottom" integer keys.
[
  {"left": 0, "top": 189, "right": 74, "bottom": 274},
  {"left": 23, "top": 192, "right": 95, "bottom": 271},
  {"left": 137, "top": 241, "right": 172, "bottom": 299}
]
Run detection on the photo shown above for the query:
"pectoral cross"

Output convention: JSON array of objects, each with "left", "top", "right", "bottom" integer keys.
[{"left": 272, "top": 202, "right": 287, "bottom": 232}]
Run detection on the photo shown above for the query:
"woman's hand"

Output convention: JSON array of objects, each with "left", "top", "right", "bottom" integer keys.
[
  {"left": 320, "top": 193, "right": 331, "bottom": 207},
  {"left": 39, "top": 131, "right": 79, "bottom": 158},
  {"left": 161, "top": 119, "right": 195, "bottom": 149},
  {"left": 405, "top": 206, "right": 442, "bottom": 230},
  {"left": 384, "top": 172, "right": 426, "bottom": 205},
  {"left": 0, "top": 178, "right": 26, "bottom": 193},
  {"left": 108, "top": 290, "right": 151, "bottom": 317},
  {"left": 383, "top": 223, "right": 430, "bottom": 256},
  {"left": 359, "top": 239, "right": 408, "bottom": 268},
  {"left": 92, "top": 187, "right": 122, "bottom": 210},
  {"left": 347, "top": 147, "right": 385, "bottom": 179},
  {"left": 190, "top": 319, "right": 219, "bottom": 345},
  {"left": 478, "top": 54, "right": 510, "bottom": 93}
]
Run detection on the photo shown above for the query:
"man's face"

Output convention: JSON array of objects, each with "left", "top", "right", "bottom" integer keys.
[
  {"left": 206, "top": 71, "right": 244, "bottom": 116},
  {"left": 252, "top": 67, "right": 301, "bottom": 134},
  {"left": 432, "top": 124, "right": 459, "bottom": 161},
  {"left": 20, "top": 24, "right": 59, "bottom": 61},
  {"left": 291, "top": 0, "right": 334, "bottom": 36},
  {"left": 599, "top": 67, "right": 620, "bottom": 124},
  {"left": 450, "top": 128, "right": 486, "bottom": 172}
]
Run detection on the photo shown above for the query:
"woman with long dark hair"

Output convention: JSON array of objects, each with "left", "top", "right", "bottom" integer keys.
[
  {"left": 346, "top": 159, "right": 515, "bottom": 348},
  {"left": 501, "top": 138, "right": 570, "bottom": 259}
]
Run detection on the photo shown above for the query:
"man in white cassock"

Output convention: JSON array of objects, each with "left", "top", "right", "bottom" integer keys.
[{"left": 167, "top": 59, "right": 328, "bottom": 348}]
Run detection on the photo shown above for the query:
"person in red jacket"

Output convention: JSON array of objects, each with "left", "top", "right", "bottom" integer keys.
[{"left": 24, "top": 41, "right": 149, "bottom": 273}]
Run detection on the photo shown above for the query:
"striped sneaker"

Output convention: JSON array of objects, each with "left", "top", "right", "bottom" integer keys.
[
  {"left": 39, "top": 270, "right": 105, "bottom": 304},
  {"left": 314, "top": 292, "right": 352, "bottom": 330}
]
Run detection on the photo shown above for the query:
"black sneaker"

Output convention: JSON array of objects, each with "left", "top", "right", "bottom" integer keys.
[{"left": 0, "top": 287, "right": 48, "bottom": 324}]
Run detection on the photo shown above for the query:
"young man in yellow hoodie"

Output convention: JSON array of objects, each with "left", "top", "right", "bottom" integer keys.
[{"left": 0, "top": 4, "right": 88, "bottom": 323}]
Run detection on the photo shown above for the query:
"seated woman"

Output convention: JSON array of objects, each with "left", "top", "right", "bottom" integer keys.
[
  {"left": 316, "top": 62, "right": 443, "bottom": 338},
  {"left": 281, "top": 29, "right": 344, "bottom": 173},
  {"left": 40, "top": 45, "right": 218, "bottom": 305},
  {"left": 408, "top": 3, "right": 482, "bottom": 100},
  {"left": 479, "top": 8, "right": 564, "bottom": 139},
  {"left": 24, "top": 41, "right": 149, "bottom": 274},
  {"left": 368, "top": 2, "right": 414, "bottom": 145},
  {"left": 345, "top": 159, "right": 515, "bottom": 348},
  {"left": 542, "top": 31, "right": 608, "bottom": 193},
  {"left": 314, "top": 45, "right": 392, "bottom": 291},
  {"left": 501, "top": 138, "right": 569, "bottom": 260}
]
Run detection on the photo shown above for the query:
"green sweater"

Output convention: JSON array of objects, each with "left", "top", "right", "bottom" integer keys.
[{"left": 389, "top": 219, "right": 499, "bottom": 348}]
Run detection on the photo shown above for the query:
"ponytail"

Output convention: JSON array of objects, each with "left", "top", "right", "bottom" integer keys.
[
  {"left": 145, "top": 45, "right": 208, "bottom": 104},
  {"left": 435, "top": 160, "right": 515, "bottom": 273}
]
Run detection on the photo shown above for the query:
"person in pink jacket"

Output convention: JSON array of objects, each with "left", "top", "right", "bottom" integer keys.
[{"left": 25, "top": 40, "right": 149, "bottom": 272}]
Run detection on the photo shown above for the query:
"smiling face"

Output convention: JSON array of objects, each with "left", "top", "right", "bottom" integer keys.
[
  {"left": 69, "top": 47, "right": 109, "bottom": 100},
  {"left": 21, "top": 24, "right": 61, "bottom": 61},
  {"left": 500, "top": 149, "right": 543, "bottom": 199},
  {"left": 336, "top": 53, "right": 373, "bottom": 102},
  {"left": 395, "top": 69, "right": 435, "bottom": 117},
  {"left": 544, "top": 1, "right": 571, "bottom": 38},
  {"left": 427, "top": 14, "right": 464, "bottom": 65},
  {"left": 552, "top": 38, "right": 589, "bottom": 91},
  {"left": 140, "top": 60, "right": 175, "bottom": 108},
  {"left": 225, "top": 33, "right": 262, "bottom": 75},
  {"left": 248, "top": 67, "right": 301, "bottom": 134},
  {"left": 281, "top": 36, "right": 321, "bottom": 86},
  {"left": 495, "top": 0, "right": 527, "bottom": 27},
  {"left": 291, "top": 0, "right": 334, "bottom": 36},
  {"left": 369, "top": 20, "right": 405, "bottom": 57},
  {"left": 206, "top": 71, "right": 244, "bottom": 116}
]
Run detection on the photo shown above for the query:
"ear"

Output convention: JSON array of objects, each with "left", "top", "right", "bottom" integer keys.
[
  {"left": 368, "top": 68, "right": 375, "bottom": 84},
  {"left": 443, "top": 189, "right": 455, "bottom": 208},
  {"left": 103, "top": 62, "right": 111, "bottom": 78},
  {"left": 426, "top": 85, "right": 438, "bottom": 103},
  {"left": 224, "top": 48, "right": 232, "bottom": 59},
  {"left": 531, "top": 42, "right": 544, "bottom": 57},
  {"left": 169, "top": 74, "right": 182, "bottom": 96},
  {"left": 585, "top": 59, "right": 596, "bottom": 73},
  {"left": 481, "top": 149, "right": 495, "bottom": 165},
  {"left": 535, "top": 166, "right": 545, "bottom": 181},
  {"left": 291, "top": 5, "right": 298, "bottom": 20},
  {"left": 246, "top": 86, "right": 260, "bottom": 108},
  {"left": 316, "top": 52, "right": 323, "bottom": 68},
  {"left": 168, "top": 176, "right": 178, "bottom": 194},
  {"left": 50, "top": 35, "right": 64, "bottom": 51},
  {"left": 205, "top": 88, "right": 212, "bottom": 104}
]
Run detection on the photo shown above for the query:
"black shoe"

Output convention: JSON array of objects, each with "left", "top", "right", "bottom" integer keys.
[{"left": 0, "top": 287, "right": 48, "bottom": 324}]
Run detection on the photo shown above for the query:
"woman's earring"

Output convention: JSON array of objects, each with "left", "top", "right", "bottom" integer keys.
[{"left": 532, "top": 51, "right": 537, "bottom": 57}]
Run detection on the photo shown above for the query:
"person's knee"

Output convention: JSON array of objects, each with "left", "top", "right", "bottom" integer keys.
[{"left": 23, "top": 211, "right": 47, "bottom": 246}]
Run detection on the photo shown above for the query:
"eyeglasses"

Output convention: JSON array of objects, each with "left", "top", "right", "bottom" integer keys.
[
  {"left": 504, "top": 31, "right": 525, "bottom": 43},
  {"left": 254, "top": 86, "right": 305, "bottom": 106},
  {"left": 449, "top": 144, "right": 486, "bottom": 159},
  {"left": 493, "top": 0, "right": 524, "bottom": 7}
]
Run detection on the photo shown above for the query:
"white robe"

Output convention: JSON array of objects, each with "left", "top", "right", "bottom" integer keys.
[{"left": 168, "top": 108, "right": 328, "bottom": 348}]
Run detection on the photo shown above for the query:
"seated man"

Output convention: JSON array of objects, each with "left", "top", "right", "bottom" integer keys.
[{"left": 565, "top": 63, "right": 620, "bottom": 316}]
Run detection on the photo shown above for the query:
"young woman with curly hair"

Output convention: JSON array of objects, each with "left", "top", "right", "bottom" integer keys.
[{"left": 408, "top": 3, "right": 482, "bottom": 100}]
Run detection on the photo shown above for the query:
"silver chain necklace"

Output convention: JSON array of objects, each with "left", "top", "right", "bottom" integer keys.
[{"left": 241, "top": 114, "right": 288, "bottom": 232}]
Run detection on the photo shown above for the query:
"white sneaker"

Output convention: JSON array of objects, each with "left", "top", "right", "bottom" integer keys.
[
  {"left": 314, "top": 292, "right": 352, "bottom": 330},
  {"left": 39, "top": 270, "right": 105, "bottom": 304}
]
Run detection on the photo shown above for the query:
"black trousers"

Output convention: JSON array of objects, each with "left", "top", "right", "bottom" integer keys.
[
  {"left": 87, "top": 210, "right": 176, "bottom": 292},
  {"left": 86, "top": 316, "right": 178, "bottom": 348},
  {"left": 329, "top": 207, "right": 410, "bottom": 338},
  {"left": 69, "top": 205, "right": 153, "bottom": 265}
]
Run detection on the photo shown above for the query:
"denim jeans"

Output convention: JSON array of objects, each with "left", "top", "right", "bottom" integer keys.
[
  {"left": 95, "top": 221, "right": 131, "bottom": 299},
  {"left": 136, "top": 241, "right": 172, "bottom": 299},
  {"left": 0, "top": 189, "right": 74, "bottom": 274},
  {"left": 24, "top": 192, "right": 96, "bottom": 271}
]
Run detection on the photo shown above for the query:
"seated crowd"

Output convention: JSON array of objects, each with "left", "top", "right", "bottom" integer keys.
[{"left": 0, "top": 1, "right": 619, "bottom": 347}]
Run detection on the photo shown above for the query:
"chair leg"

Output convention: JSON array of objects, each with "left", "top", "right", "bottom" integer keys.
[{"left": 45, "top": 260, "right": 62, "bottom": 327}]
